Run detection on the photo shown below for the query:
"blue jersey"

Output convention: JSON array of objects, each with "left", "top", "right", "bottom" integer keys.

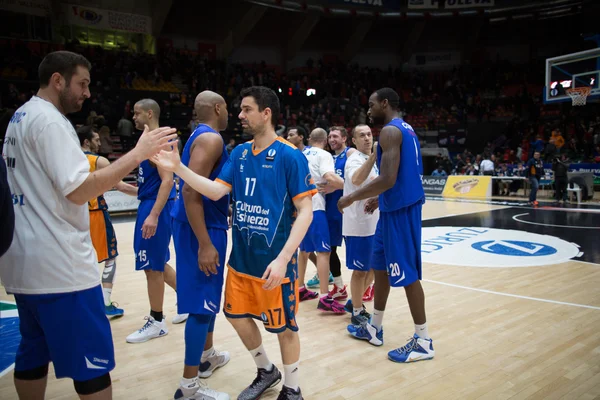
[
  {"left": 216, "top": 138, "right": 317, "bottom": 281},
  {"left": 325, "top": 147, "right": 349, "bottom": 221},
  {"left": 171, "top": 124, "right": 229, "bottom": 230},
  {"left": 137, "top": 160, "right": 176, "bottom": 201},
  {"left": 377, "top": 118, "right": 424, "bottom": 212}
]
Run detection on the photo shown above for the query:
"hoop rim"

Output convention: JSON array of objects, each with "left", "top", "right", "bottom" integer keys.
[{"left": 566, "top": 87, "right": 592, "bottom": 95}]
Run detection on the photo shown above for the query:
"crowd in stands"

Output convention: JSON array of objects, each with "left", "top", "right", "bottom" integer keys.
[{"left": 1, "top": 41, "right": 599, "bottom": 187}]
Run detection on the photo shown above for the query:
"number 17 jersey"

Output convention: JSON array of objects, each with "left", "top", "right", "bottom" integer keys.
[{"left": 216, "top": 137, "right": 316, "bottom": 282}]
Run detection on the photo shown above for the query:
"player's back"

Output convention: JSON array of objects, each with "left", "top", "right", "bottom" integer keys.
[
  {"left": 171, "top": 124, "right": 229, "bottom": 230},
  {"left": 222, "top": 138, "right": 316, "bottom": 282},
  {"left": 85, "top": 152, "right": 108, "bottom": 211},
  {"left": 137, "top": 159, "right": 176, "bottom": 201},
  {"left": 302, "top": 146, "right": 333, "bottom": 211},
  {"left": 377, "top": 118, "right": 424, "bottom": 212}
]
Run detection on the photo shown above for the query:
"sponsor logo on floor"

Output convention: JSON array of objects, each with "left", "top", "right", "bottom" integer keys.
[{"left": 0, "top": 301, "right": 19, "bottom": 378}]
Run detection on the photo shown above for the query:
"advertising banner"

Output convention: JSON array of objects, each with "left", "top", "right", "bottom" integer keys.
[
  {"left": 442, "top": 176, "right": 492, "bottom": 198},
  {"left": 65, "top": 4, "right": 152, "bottom": 34}
]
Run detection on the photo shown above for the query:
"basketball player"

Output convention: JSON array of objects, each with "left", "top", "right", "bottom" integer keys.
[
  {"left": 0, "top": 155, "right": 13, "bottom": 258},
  {"left": 338, "top": 88, "right": 435, "bottom": 363},
  {"left": 153, "top": 86, "right": 315, "bottom": 400},
  {"left": 285, "top": 127, "right": 330, "bottom": 286},
  {"left": 297, "top": 128, "right": 344, "bottom": 314},
  {"left": 320, "top": 126, "right": 355, "bottom": 301},
  {"left": 77, "top": 125, "right": 138, "bottom": 317},
  {"left": 341, "top": 125, "right": 379, "bottom": 325},
  {"left": 0, "top": 50, "right": 175, "bottom": 399},
  {"left": 170, "top": 91, "right": 231, "bottom": 399},
  {"left": 126, "top": 99, "right": 188, "bottom": 343}
]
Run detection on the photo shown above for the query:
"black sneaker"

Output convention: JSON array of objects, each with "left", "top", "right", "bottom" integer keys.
[
  {"left": 237, "top": 365, "right": 281, "bottom": 400},
  {"left": 277, "top": 386, "right": 303, "bottom": 400},
  {"left": 350, "top": 309, "right": 372, "bottom": 326}
]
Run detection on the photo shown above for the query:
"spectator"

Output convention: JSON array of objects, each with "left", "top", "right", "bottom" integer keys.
[
  {"left": 226, "top": 138, "right": 236, "bottom": 154},
  {"left": 432, "top": 166, "right": 447, "bottom": 177},
  {"left": 526, "top": 151, "right": 544, "bottom": 206},
  {"left": 552, "top": 154, "right": 569, "bottom": 203},
  {"left": 496, "top": 163, "right": 512, "bottom": 196},
  {"left": 480, "top": 155, "right": 495, "bottom": 176}
]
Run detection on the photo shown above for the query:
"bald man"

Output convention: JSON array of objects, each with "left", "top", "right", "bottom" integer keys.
[
  {"left": 297, "top": 128, "right": 345, "bottom": 314},
  {"left": 127, "top": 99, "right": 188, "bottom": 344},
  {"left": 170, "top": 91, "right": 230, "bottom": 399}
]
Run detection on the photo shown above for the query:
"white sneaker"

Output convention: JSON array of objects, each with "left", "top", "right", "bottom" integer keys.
[
  {"left": 174, "top": 377, "right": 229, "bottom": 400},
  {"left": 126, "top": 316, "right": 168, "bottom": 343},
  {"left": 172, "top": 313, "right": 189, "bottom": 324},
  {"left": 198, "top": 348, "right": 230, "bottom": 378}
]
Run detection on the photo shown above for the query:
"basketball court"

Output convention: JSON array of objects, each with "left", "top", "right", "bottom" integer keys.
[{"left": 1, "top": 197, "right": 599, "bottom": 400}]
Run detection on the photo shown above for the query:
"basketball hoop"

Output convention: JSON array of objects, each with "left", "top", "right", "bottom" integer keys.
[{"left": 566, "top": 87, "right": 592, "bottom": 106}]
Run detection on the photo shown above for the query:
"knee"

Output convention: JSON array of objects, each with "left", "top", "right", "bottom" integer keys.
[
  {"left": 144, "top": 269, "right": 163, "bottom": 280},
  {"left": 73, "top": 373, "right": 111, "bottom": 395}
]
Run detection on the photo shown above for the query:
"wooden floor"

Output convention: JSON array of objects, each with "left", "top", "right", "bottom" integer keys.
[{"left": 1, "top": 200, "right": 600, "bottom": 400}]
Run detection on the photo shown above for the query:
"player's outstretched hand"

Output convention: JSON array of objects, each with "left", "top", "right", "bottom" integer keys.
[
  {"left": 198, "top": 242, "right": 220, "bottom": 276},
  {"left": 337, "top": 195, "right": 354, "bottom": 214},
  {"left": 262, "top": 256, "right": 287, "bottom": 290},
  {"left": 135, "top": 124, "right": 177, "bottom": 160},
  {"left": 151, "top": 145, "right": 181, "bottom": 173},
  {"left": 364, "top": 197, "right": 379, "bottom": 214}
]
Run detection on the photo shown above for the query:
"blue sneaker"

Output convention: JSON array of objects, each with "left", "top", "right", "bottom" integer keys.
[
  {"left": 388, "top": 334, "right": 435, "bottom": 363},
  {"left": 344, "top": 299, "right": 353, "bottom": 313},
  {"left": 105, "top": 303, "right": 124, "bottom": 317},
  {"left": 350, "top": 309, "right": 372, "bottom": 326},
  {"left": 307, "top": 272, "right": 334, "bottom": 288},
  {"left": 347, "top": 323, "right": 383, "bottom": 346}
]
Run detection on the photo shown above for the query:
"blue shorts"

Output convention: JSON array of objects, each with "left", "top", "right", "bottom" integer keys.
[
  {"left": 371, "top": 202, "right": 422, "bottom": 287},
  {"left": 172, "top": 219, "right": 227, "bottom": 315},
  {"left": 134, "top": 199, "right": 174, "bottom": 271},
  {"left": 13, "top": 285, "right": 115, "bottom": 381},
  {"left": 299, "top": 210, "right": 330, "bottom": 253},
  {"left": 327, "top": 218, "right": 343, "bottom": 247},
  {"left": 345, "top": 235, "right": 374, "bottom": 271}
]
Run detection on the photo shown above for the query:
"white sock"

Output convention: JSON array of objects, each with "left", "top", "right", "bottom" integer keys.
[
  {"left": 102, "top": 287, "right": 112, "bottom": 306},
  {"left": 320, "top": 293, "right": 329, "bottom": 300},
  {"left": 249, "top": 344, "right": 273, "bottom": 370},
  {"left": 283, "top": 361, "right": 300, "bottom": 391},
  {"left": 353, "top": 307, "right": 362, "bottom": 316},
  {"left": 299, "top": 285, "right": 306, "bottom": 290},
  {"left": 415, "top": 323, "right": 430, "bottom": 340},
  {"left": 201, "top": 346, "right": 214, "bottom": 361},
  {"left": 333, "top": 276, "right": 344, "bottom": 288},
  {"left": 372, "top": 309, "right": 384, "bottom": 331},
  {"left": 179, "top": 376, "right": 199, "bottom": 397}
]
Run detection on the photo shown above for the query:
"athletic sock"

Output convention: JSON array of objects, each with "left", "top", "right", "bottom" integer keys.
[
  {"left": 372, "top": 309, "right": 384, "bottom": 331},
  {"left": 283, "top": 361, "right": 300, "bottom": 390},
  {"left": 102, "top": 287, "right": 112, "bottom": 306},
  {"left": 150, "top": 310, "right": 163, "bottom": 322},
  {"left": 249, "top": 344, "right": 273, "bottom": 370},
  {"left": 415, "top": 323, "right": 430, "bottom": 340},
  {"left": 353, "top": 307, "right": 362, "bottom": 317},
  {"left": 333, "top": 276, "right": 344, "bottom": 288}
]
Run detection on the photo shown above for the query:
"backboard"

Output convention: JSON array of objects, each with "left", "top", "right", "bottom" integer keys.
[{"left": 544, "top": 47, "right": 600, "bottom": 105}]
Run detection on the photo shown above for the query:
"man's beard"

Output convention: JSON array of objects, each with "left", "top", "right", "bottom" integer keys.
[
  {"left": 370, "top": 115, "right": 385, "bottom": 126},
  {"left": 59, "top": 86, "right": 82, "bottom": 114}
]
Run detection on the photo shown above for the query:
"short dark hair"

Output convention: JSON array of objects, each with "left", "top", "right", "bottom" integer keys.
[
  {"left": 287, "top": 126, "right": 307, "bottom": 139},
  {"left": 374, "top": 87, "right": 400, "bottom": 110},
  {"left": 39, "top": 51, "right": 92, "bottom": 88},
  {"left": 329, "top": 126, "right": 348, "bottom": 138},
  {"left": 240, "top": 86, "right": 280, "bottom": 128},
  {"left": 351, "top": 124, "right": 370, "bottom": 138},
  {"left": 135, "top": 98, "right": 161, "bottom": 119},
  {"left": 76, "top": 125, "right": 96, "bottom": 146}
]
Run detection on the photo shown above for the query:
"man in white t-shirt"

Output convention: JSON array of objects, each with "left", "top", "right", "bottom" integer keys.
[
  {"left": 297, "top": 128, "right": 344, "bottom": 314},
  {"left": 0, "top": 51, "right": 176, "bottom": 399},
  {"left": 341, "top": 125, "right": 379, "bottom": 326}
]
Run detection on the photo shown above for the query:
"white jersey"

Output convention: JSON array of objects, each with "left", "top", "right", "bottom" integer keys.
[
  {"left": 302, "top": 146, "right": 335, "bottom": 211},
  {"left": 0, "top": 96, "right": 99, "bottom": 294},
  {"left": 342, "top": 151, "right": 380, "bottom": 237}
]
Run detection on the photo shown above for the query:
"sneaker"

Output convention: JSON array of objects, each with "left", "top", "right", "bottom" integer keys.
[
  {"left": 105, "top": 302, "right": 124, "bottom": 317},
  {"left": 238, "top": 365, "right": 282, "bottom": 400},
  {"left": 126, "top": 316, "right": 168, "bottom": 343},
  {"left": 299, "top": 287, "right": 318, "bottom": 302},
  {"left": 350, "top": 309, "right": 371, "bottom": 326},
  {"left": 172, "top": 313, "right": 189, "bottom": 324},
  {"left": 344, "top": 299, "right": 353, "bottom": 313},
  {"left": 317, "top": 295, "right": 346, "bottom": 314},
  {"left": 198, "top": 348, "right": 230, "bottom": 378},
  {"left": 306, "top": 272, "right": 333, "bottom": 288},
  {"left": 362, "top": 284, "right": 374, "bottom": 302},
  {"left": 347, "top": 322, "right": 383, "bottom": 346},
  {"left": 328, "top": 284, "right": 348, "bottom": 302},
  {"left": 277, "top": 386, "right": 303, "bottom": 400},
  {"left": 174, "top": 376, "right": 229, "bottom": 400},
  {"left": 388, "top": 334, "right": 435, "bottom": 363}
]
